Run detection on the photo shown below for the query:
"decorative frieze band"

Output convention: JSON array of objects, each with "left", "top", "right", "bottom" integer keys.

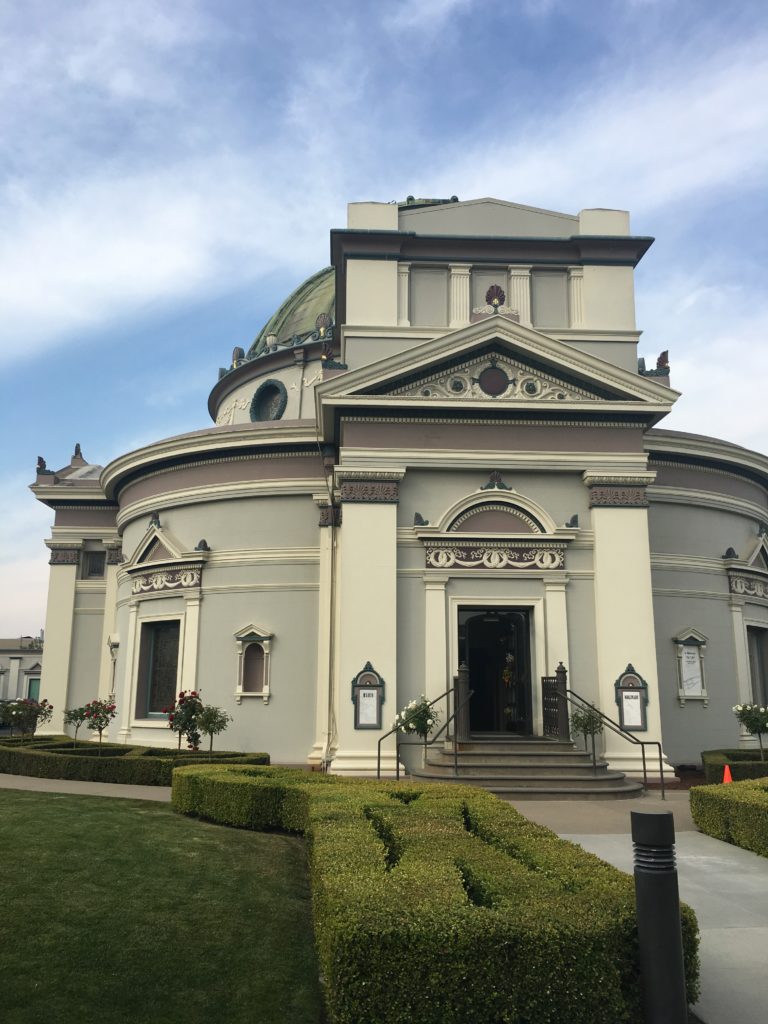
[
  {"left": 340, "top": 480, "right": 399, "bottom": 504},
  {"left": 425, "top": 543, "right": 565, "bottom": 571},
  {"left": 48, "top": 548, "right": 81, "bottom": 565},
  {"left": 106, "top": 547, "right": 124, "bottom": 564},
  {"left": 729, "top": 572, "right": 768, "bottom": 600},
  {"left": 589, "top": 486, "right": 649, "bottom": 508},
  {"left": 131, "top": 566, "right": 202, "bottom": 595}
]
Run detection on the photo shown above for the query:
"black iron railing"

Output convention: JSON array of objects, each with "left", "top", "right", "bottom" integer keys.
[
  {"left": 542, "top": 663, "right": 666, "bottom": 799},
  {"left": 376, "top": 664, "right": 474, "bottom": 781}
]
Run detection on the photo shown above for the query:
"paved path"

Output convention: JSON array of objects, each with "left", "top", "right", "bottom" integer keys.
[
  {"left": 0, "top": 772, "right": 172, "bottom": 801},
  {"left": 509, "top": 791, "right": 768, "bottom": 1024}
]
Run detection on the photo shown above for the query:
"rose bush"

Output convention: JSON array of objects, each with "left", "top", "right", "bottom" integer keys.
[
  {"left": 84, "top": 699, "right": 117, "bottom": 754},
  {"left": 733, "top": 704, "right": 768, "bottom": 760},
  {"left": 393, "top": 696, "right": 438, "bottom": 739},
  {"left": 163, "top": 691, "right": 204, "bottom": 752}
]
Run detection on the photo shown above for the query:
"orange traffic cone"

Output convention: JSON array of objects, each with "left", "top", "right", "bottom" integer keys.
[{"left": 723, "top": 764, "right": 733, "bottom": 784}]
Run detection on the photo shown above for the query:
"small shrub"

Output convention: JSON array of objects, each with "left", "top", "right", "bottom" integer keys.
[
  {"left": 700, "top": 749, "right": 768, "bottom": 784},
  {"left": 732, "top": 704, "right": 768, "bottom": 760},
  {"left": 691, "top": 778, "right": 768, "bottom": 857}
]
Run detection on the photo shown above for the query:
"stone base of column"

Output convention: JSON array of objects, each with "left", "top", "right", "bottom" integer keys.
[
  {"left": 117, "top": 726, "right": 133, "bottom": 745},
  {"left": 329, "top": 748, "right": 400, "bottom": 777},
  {"left": 306, "top": 741, "right": 331, "bottom": 767},
  {"left": 603, "top": 747, "right": 673, "bottom": 780}
]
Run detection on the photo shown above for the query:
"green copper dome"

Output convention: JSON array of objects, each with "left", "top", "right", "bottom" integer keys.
[{"left": 247, "top": 266, "right": 335, "bottom": 359}]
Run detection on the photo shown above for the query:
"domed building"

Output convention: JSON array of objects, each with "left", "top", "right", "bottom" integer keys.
[{"left": 32, "top": 196, "right": 768, "bottom": 786}]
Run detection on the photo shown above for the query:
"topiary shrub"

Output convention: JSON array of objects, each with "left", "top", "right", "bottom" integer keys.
[
  {"left": 701, "top": 749, "right": 768, "bottom": 784},
  {"left": 691, "top": 778, "right": 768, "bottom": 857},
  {"left": 172, "top": 765, "right": 699, "bottom": 1024},
  {"left": 0, "top": 738, "right": 269, "bottom": 786}
]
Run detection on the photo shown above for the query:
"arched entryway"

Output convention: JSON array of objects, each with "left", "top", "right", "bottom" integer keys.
[{"left": 458, "top": 607, "right": 532, "bottom": 734}]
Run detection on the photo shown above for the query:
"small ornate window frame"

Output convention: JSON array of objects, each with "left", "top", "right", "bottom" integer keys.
[
  {"left": 674, "top": 628, "right": 708, "bottom": 707},
  {"left": 234, "top": 624, "right": 273, "bottom": 704}
]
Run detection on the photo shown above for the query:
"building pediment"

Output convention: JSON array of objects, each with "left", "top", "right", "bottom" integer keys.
[{"left": 316, "top": 317, "right": 678, "bottom": 437}]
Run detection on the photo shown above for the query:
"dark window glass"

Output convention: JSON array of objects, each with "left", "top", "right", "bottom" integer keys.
[
  {"left": 83, "top": 551, "right": 106, "bottom": 578},
  {"left": 747, "top": 626, "right": 768, "bottom": 705},
  {"left": 136, "top": 621, "right": 180, "bottom": 715}
]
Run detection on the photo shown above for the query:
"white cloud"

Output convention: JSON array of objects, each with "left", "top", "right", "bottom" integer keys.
[
  {"left": 385, "top": 0, "right": 475, "bottom": 30},
  {"left": 0, "top": 472, "right": 53, "bottom": 635}
]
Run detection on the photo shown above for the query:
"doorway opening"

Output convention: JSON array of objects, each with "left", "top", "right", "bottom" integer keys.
[{"left": 458, "top": 607, "right": 532, "bottom": 734}]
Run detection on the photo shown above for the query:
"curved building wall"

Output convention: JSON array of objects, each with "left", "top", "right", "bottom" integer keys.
[{"left": 648, "top": 457, "right": 768, "bottom": 763}]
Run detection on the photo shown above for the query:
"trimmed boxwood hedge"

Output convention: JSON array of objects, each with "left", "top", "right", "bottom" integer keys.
[
  {"left": 701, "top": 748, "right": 768, "bottom": 784},
  {"left": 172, "top": 764, "right": 699, "bottom": 1024},
  {"left": 0, "top": 737, "right": 269, "bottom": 786},
  {"left": 690, "top": 778, "right": 768, "bottom": 857}
]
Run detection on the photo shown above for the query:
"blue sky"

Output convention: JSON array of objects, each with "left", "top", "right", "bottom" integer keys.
[{"left": 2, "top": 0, "right": 768, "bottom": 633}]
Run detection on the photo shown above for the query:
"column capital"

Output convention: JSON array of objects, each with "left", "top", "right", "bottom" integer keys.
[
  {"left": 448, "top": 262, "right": 472, "bottom": 275},
  {"left": 584, "top": 471, "right": 655, "bottom": 508}
]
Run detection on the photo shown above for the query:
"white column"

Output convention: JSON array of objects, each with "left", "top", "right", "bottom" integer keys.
[
  {"left": 568, "top": 267, "right": 584, "bottom": 327},
  {"left": 397, "top": 262, "right": 411, "bottom": 327},
  {"left": 449, "top": 264, "right": 472, "bottom": 328},
  {"left": 729, "top": 597, "right": 757, "bottom": 751},
  {"left": 331, "top": 476, "right": 400, "bottom": 775},
  {"left": 309, "top": 507, "right": 336, "bottom": 765},
  {"left": 424, "top": 575, "right": 449, "bottom": 705},
  {"left": 118, "top": 602, "right": 139, "bottom": 744},
  {"left": 7, "top": 658, "right": 21, "bottom": 698},
  {"left": 97, "top": 552, "right": 121, "bottom": 700},
  {"left": 181, "top": 596, "right": 202, "bottom": 693},
  {"left": 543, "top": 579, "right": 569, "bottom": 674},
  {"left": 588, "top": 474, "right": 667, "bottom": 777},
  {"left": 38, "top": 548, "right": 80, "bottom": 734},
  {"left": 507, "top": 265, "right": 532, "bottom": 326}
]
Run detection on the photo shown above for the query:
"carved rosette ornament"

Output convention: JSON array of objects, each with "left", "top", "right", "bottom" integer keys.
[
  {"left": 425, "top": 543, "right": 565, "bottom": 571},
  {"left": 131, "top": 567, "right": 202, "bottom": 595},
  {"left": 340, "top": 481, "right": 399, "bottom": 504}
]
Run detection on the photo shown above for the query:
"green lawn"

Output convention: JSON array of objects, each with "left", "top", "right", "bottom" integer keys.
[{"left": 0, "top": 791, "right": 324, "bottom": 1024}]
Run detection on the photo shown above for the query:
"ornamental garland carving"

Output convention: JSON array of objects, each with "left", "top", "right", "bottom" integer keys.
[
  {"left": 132, "top": 567, "right": 202, "bottom": 594},
  {"left": 340, "top": 481, "right": 399, "bottom": 504},
  {"left": 729, "top": 573, "right": 768, "bottom": 600},
  {"left": 48, "top": 548, "right": 80, "bottom": 565},
  {"left": 588, "top": 486, "right": 649, "bottom": 508},
  {"left": 425, "top": 544, "right": 565, "bottom": 570},
  {"left": 389, "top": 354, "right": 595, "bottom": 403}
]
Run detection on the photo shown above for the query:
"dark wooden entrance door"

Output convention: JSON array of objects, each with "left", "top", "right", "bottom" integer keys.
[{"left": 458, "top": 607, "right": 532, "bottom": 734}]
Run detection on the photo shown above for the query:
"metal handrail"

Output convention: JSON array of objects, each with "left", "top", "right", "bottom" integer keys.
[
  {"left": 563, "top": 688, "right": 665, "bottom": 799},
  {"left": 376, "top": 682, "right": 474, "bottom": 780}
]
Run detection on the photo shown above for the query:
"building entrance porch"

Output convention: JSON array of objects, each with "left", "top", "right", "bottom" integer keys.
[{"left": 458, "top": 606, "right": 532, "bottom": 735}]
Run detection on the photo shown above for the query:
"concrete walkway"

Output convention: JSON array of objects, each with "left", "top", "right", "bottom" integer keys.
[
  {"left": 509, "top": 791, "right": 768, "bottom": 1024},
  {"left": 0, "top": 772, "right": 172, "bottom": 801}
]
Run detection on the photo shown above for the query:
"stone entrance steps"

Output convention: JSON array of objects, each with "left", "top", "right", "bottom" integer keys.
[{"left": 408, "top": 735, "right": 645, "bottom": 799}]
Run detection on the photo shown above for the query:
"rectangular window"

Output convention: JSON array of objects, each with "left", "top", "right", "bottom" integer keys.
[
  {"left": 531, "top": 270, "right": 568, "bottom": 328},
  {"left": 136, "top": 620, "right": 180, "bottom": 716},
  {"left": 747, "top": 626, "right": 768, "bottom": 705},
  {"left": 27, "top": 678, "right": 40, "bottom": 701},
  {"left": 82, "top": 551, "right": 106, "bottom": 579}
]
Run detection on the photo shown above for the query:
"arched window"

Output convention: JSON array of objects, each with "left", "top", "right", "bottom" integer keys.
[
  {"left": 234, "top": 625, "right": 273, "bottom": 704},
  {"left": 242, "top": 644, "right": 265, "bottom": 694}
]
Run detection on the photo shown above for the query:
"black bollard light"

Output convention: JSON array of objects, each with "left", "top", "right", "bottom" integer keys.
[{"left": 631, "top": 811, "right": 688, "bottom": 1024}]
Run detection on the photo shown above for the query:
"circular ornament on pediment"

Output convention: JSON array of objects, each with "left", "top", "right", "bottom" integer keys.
[
  {"left": 522, "top": 378, "right": 541, "bottom": 397},
  {"left": 478, "top": 365, "right": 510, "bottom": 396},
  {"left": 250, "top": 379, "right": 288, "bottom": 422}
]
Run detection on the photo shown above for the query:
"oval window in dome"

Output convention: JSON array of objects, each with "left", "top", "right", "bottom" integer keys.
[{"left": 250, "top": 379, "right": 288, "bottom": 422}]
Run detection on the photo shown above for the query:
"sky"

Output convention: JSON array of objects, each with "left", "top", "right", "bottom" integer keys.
[{"left": 1, "top": 0, "right": 768, "bottom": 635}]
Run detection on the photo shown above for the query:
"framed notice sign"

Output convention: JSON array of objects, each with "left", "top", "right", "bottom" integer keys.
[
  {"left": 614, "top": 664, "right": 649, "bottom": 732},
  {"left": 674, "top": 629, "right": 708, "bottom": 707},
  {"left": 351, "top": 662, "right": 385, "bottom": 730}
]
